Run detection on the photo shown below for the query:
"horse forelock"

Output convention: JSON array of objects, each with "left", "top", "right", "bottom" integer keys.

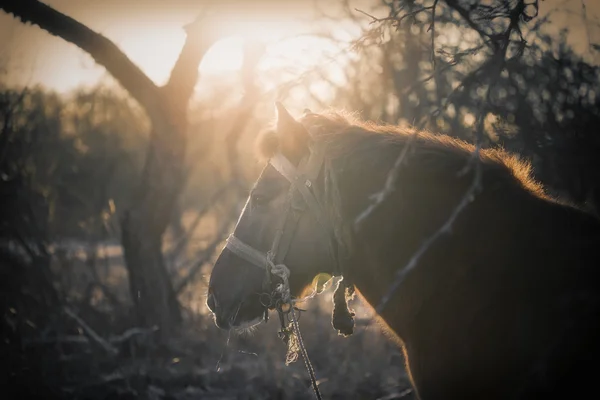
[
  {"left": 254, "top": 109, "right": 357, "bottom": 161},
  {"left": 255, "top": 128, "right": 279, "bottom": 161}
]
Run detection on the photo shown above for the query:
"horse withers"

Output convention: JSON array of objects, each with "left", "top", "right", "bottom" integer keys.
[{"left": 207, "top": 104, "right": 600, "bottom": 399}]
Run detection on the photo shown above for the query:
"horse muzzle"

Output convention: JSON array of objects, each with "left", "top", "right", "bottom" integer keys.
[{"left": 207, "top": 288, "right": 266, "bottom": 330}]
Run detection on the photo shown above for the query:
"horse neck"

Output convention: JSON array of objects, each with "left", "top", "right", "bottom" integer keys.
[{"left": 328, "top": 139, "right": 477, "bottom": 338}]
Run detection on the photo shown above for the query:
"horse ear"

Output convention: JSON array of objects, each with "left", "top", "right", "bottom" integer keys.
[{"left": 275, "top": 102, "right": 310, "bottom": 162}]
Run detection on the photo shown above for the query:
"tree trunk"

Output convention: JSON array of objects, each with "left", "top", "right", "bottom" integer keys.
[
  {"left": 120, "top": 119, "right": 188, "bottom": 333},
  {"left": 0, "top": 0, "right": 217, "bottom": 338},
  {"left": 122, "top": 217, "right": 182, "bottom": 330}
]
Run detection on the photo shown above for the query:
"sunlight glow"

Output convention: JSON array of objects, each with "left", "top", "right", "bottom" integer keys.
[
  {"left": 15, "top": 11, "right": 359, "bottom": 96},
  {"left": 191, "top": 19, "right": 357, "bottom": 108},
  {"left": 117, "top": 25, "right": 187, "bottom": 85},
  {"left": 113, "top": 14, "right": 352, "bottom": 86},
  {"left": 199, "top": 34, "right": 344, "bottom": 73}
]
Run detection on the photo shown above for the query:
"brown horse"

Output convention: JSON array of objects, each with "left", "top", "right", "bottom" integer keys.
[{"left": 207, "top": 104, "right": 600, "bottom": 399}]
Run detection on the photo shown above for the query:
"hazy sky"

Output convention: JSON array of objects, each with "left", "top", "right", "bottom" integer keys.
[
  {"left": 0, "top": 0, "right": 598, "bottom": 93},
  {"left": 0, "top": 0, "right": 325, "bottom": 91}
]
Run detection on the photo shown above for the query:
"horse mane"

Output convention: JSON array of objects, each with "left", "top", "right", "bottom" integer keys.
[{"left": 256, "top": 109, "right": 549, "bottom": 201}]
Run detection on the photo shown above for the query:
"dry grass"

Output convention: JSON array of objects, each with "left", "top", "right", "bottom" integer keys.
[{"left": 32, "top": 226, "right": 415, "bottom": 400}]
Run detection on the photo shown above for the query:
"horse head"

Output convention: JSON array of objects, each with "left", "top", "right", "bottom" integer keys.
[{"left": 207, "top": 103, "right": 341, "bottom": 331}]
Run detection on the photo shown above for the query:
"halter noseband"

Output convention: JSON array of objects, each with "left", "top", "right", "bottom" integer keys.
[{"left": 225, "top": 143, "right": 341, "bottom": 308}]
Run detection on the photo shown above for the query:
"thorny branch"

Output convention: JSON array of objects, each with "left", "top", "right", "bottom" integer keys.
[{"left": 354, "top": 0, "right": 539, "bottom": 314}]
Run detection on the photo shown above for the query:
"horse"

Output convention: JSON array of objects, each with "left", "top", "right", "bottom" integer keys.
[{"left": 207, "top": 103, "right": 600, "bottom": 399}]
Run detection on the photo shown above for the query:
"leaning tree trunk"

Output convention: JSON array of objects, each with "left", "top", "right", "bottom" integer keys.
[
  {"left": 120, "top": 95, "right": 189, "bottom": 331},
  {"left": 120, "top": 137, "right": 186, "bottom": 331},
  {"left": 0, "top": 0, "right": 217, "bottom": 338}
]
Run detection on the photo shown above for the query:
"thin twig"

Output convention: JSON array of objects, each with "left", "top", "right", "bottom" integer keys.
[
  {"left": 429, "top": 0, "right": 439, "bottom": 69},
  {"left": 174, "top": 222, "right": 232, "bottom": 294},
  {"left": 354, "top": 8, "right": 389, "bottom": 23},
  {"left": 109, "top": 326, "right": 158, "bottom": 345},
  {"left": 581, "top": 0, "right": 594, "bottom": 56},
  {"left": 63, "top": 307, "right": 118, "bottom": 356},
  {"left": 366, "top": 0, "right": 531, "bottom": 314},
  {"left": 23, "top": 335, "right": 90, "bottom": 346},
  {"left": 167, "top": 183, "right": 233, "bottom": 263},
  {"left": 225, "top": 40, "right": 264, "bottom": 188},
  {"left": 354, "top": 131, "right": 419, "bottom": 230},
  {"left": 375, "top": 155, "right": 483, "bottom": 314},
  {"left": 355, "top": 5, "right": 434, "bottom": 30}
]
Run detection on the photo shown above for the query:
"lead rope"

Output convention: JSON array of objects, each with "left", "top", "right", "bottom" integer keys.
[
  {"left": 289, "top": 306, "right": 322, "bottom": 400},
  {"left": 268, "top": 256, "right": 323, "bottom": 400}
]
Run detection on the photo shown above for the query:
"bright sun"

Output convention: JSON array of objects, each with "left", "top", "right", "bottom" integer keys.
[
  {"left": 200, "top": 34, "right": 342, "bottom": 74},
  {"left": 112, "top": 18, "right": 349, "bottom": 87},
  {"left": 199, "top": 17, "right": 354, "bottom": 75}
]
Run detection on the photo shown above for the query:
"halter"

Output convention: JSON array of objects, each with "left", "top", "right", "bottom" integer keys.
[
  {"left": 225, "top": 143, "right": 341, "bottom": 310},
  {"left": 223, "top": 142, "right": 343, "bottom": 400}
]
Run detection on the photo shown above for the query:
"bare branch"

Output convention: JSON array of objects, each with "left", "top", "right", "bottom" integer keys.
[
  {"left": 109, "top": 326, "right": 158, "bottom": 345},
  {"left": 355, "top": 5, "right": 435, "bottom": 30},
  {"left": 224, "top": 40, "right": 265, "bottom": 187},
  {"left": 443, "top": 0, "right": 494, "bottom": 47},
  {"left": 354, "top": 8, "right": 386, "bottom": 22},
  {"left": 374, "top": 132, "right": 484, "bottom": 315},
  {"left": 364, "top": 0, "right": 536, "bottom": 314},
  {"left": 580, "top": 0, "right": 594, "bottom": 56},
  {"left": 174, "top": 222, "right": 231, "bottom": 295},
  {"left": 164, "top": 13, "right": 219, "bottom": 107},
  {"left": 23, "top": 336, "right": 90, "bottom": 347},
  {"left": 63, "top": 307, "right": 118, "bottom": 356},
  {"left": 429, "top": 0, "right": 440, "bottom": 69},
  {"left": 354, "top": 131, "right": 419, "bottom": 230},
  {"left": 167, "top": 183, "right": 234, "bottom": 264},
  {"left": 0, "top": 0, "right": 160, "bottom": 116}
]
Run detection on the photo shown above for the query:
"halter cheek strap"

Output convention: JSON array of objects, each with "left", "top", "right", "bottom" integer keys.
[
  {"left": 224, "top": 145, "right": 340, "bottom": 277},
  {"left": 270, "top": 151, "right": 329, "bottom": 234}
]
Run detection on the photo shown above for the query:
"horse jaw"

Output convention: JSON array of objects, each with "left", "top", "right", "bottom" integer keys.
[{"left": 232, "top": 315, "right": 265, "bottom": 333}]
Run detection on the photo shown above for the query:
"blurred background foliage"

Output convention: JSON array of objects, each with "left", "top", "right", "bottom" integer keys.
[{"left": 1, "top": 0, "right": 599, "bottom": 399}]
